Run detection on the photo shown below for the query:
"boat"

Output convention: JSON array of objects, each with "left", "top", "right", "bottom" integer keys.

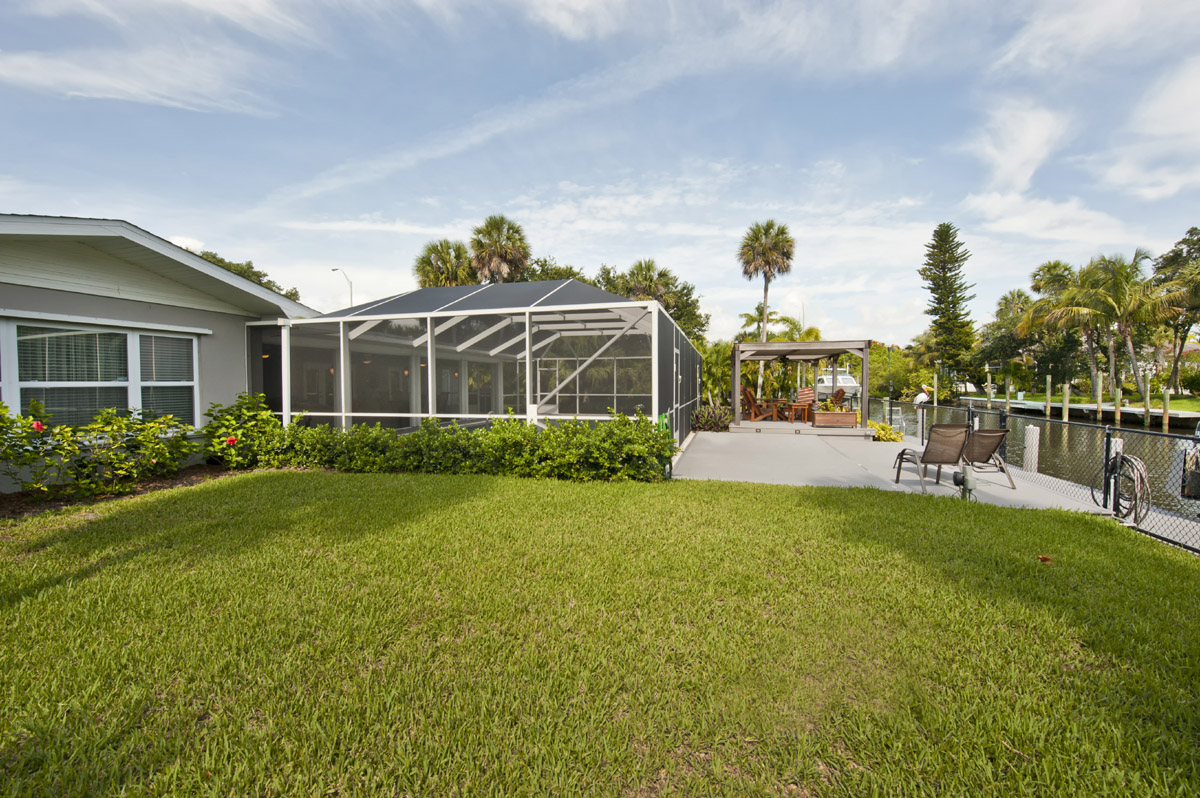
[{"left": 816, "top": 367, "right": 860, "bottom": 399}]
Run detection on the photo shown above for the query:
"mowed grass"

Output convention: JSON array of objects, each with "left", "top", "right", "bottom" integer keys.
[{"left": 2, "top": 473, "right": 1199, "bottom": 796}]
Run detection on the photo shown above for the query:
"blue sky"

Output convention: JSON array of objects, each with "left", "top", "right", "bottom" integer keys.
[{"left": 2, "top": 1, "right": 1198, "bottom": 344}]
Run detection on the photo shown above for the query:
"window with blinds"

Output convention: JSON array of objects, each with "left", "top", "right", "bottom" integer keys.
[
  {"left": 140, "top": 335, "right": 196, "bottom": 425},
  {"left": 9, "top": 324, "right": 197, "bottom": 427}
]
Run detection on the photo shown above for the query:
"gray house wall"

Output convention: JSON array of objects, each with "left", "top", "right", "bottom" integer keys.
[{"left": 1, "top": 283, "right": 261, "bottom": 421}]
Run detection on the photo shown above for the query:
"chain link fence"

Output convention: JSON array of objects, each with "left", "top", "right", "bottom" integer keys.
[{"left": 870, "top": 399, "right": 1200, "bottom": 555}]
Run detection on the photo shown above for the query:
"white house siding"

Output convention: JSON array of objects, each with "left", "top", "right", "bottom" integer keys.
[{"left": 0, "top": 239, "right": 250, "bottom": 316}]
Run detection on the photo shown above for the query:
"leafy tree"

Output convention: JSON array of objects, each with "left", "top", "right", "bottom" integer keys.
[
  {"left": 1154, "top": 227, "right": 1200, "bottom": 391},
  {"left": 524, "top": 256, "right": 594, "bottom": 284},
  {"left": 738, "top": 220, "right": 795, "bottom": 397},
  {"left": 918, "top": 223, "right": 975, "bottom": 375},
  {"left": 413, "top": 239, "right": 478, "bottom": 288},
  {"left": 697, "top": 339, "right": 733, "bottom": 406},
  {"left": 470, "top": 215, "right": 530, "bottom": 283},
  {"left": 1020, "top": 260, "right": 1105, "bottom": 398},
  {"left": 197, "top": 250, "right": 299, "bottom": 301},
  {"left": 975, "top": 289, "right": 1035, "bottom": 378},
  {"left": 596, "top": 259, "right": 710, "bottom": 342}
]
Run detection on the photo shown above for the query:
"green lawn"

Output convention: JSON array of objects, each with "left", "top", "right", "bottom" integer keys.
[{"left": 2, "top": 472, "right": 1199, "bottom": 796}]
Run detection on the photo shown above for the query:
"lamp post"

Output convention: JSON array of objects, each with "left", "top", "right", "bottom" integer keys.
[{"left": 331, "top": 268, "right": 353, "bottom": 306}]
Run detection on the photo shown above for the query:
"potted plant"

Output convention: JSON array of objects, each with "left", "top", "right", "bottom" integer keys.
[{"left": 812, "top": 399, "right": 857, "bottom": 428}]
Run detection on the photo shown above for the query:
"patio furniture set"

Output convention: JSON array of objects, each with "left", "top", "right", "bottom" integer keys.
[
  {"left": 740, "top": 386, "right": 847, "bottom": 425},
  {"left": 893, "top": 423, "right": 1015, "bottom": 493}
]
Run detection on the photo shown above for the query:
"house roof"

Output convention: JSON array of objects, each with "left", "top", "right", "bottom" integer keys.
[
  {"left": 314, "top": 279, "right": 635, "bottom": 320},
  {"left": 0, "top": 214, "right": 314, "bottom": 318}
]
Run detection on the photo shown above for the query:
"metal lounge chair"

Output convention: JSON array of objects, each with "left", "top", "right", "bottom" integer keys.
[
  {"left": 962, "top": 428, "right": 1016, "bottom": 489},
  {"left": 893, "top": 424, "right": 971, "bottom": 493}
]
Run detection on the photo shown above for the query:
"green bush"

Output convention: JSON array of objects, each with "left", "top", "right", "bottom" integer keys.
[
  {"left": 1180, "top": 366, "right": 1200, "bottom": 395},
  {"left": 196, "top": 396, "right": 677, "bottom": 483},
  {"left": 203, "top": 393, "right": 287, "bottom": 469},
  {"left": 0, "top": 401, "right": 197, "bottom": 497},
  {"left": 691, "top": 405, "right": 733, "bottom": 432},
  {"left": 867, "top": 420, "right": 904, "bottom": 442}
]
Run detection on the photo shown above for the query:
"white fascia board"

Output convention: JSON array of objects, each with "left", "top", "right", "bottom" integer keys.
[
  {"left": 0, "top": 307, "right": 213, "bottom": 335},
  {"left": 294, "top": 300, "right": 653, "bottom": 325}
]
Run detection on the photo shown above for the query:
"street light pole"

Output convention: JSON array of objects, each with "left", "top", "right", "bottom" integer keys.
[{"left": 331, "top": 268, "right": 353, "bottom": 306}]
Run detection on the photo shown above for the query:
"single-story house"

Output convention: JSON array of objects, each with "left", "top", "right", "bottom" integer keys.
[
  {"left": 0, "top": 214, "right": 314, "bottom": 428},
  {"left": 1, "top": 215, "right": 700, "bottom": 445}
]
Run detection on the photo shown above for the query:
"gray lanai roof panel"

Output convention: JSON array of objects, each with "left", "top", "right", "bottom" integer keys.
[
  {"left": 315, "top": 280, "right": 635, "bottom": 319},
  {"left": 538, "top": 280, "right": 631, "bottom": 307},
  {"left": 439, "top": 280, "right": 571, "bottom": 311}
]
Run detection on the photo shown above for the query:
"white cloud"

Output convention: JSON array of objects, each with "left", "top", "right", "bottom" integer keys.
[
  {"left": 268, "top": 0, "right": 976, "bottom": 202},
  {"left": 1087, "top": 56, "right": 1200, "bottom": 200},
  {"left": 962, "top": 192, "right": 1131, "bottom": 244},
  {"left": 993, "top": 0, "right": 1200, "bottom": 74},
  {"left": 517, "top": 0, "right": 633, "bottom": 39},
  {"left": 168, "top": 235, "right": 206, "bottom": 252},
  {"left": 279, "top": 217, "right": 469, "bottom": 237},
  {"left": 0, "top": 44, "right": 269, "bottom": 114},
  {"left": 966, "top": 99, "right": 1071, "bottom": 193}
]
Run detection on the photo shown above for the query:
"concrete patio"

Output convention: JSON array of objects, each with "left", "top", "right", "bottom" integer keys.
[{"left": 674, "top": 431, "right": 1109, "bottom": 515}]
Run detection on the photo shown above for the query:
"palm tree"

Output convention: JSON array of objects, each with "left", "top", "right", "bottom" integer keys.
[
  {"left": 775, "top": 313, "right": 820, "bottom": 391},
  {"left": 1021, "top": 261, "right": 1104, "bottom": 401},
  {"left": 470, "top": 215, "right": 530, "bottom": 283},
  {"left": 413, "top": 239, "right": 477, "bottom": 288},
  {"left": 738, "top": 220, "right": 795, "bottom": 396},
  {"left": 698, "top": 339, "right": 733, "bottom": 406},
  {"left": 1051, "top": 250, "right": 1181, "bottom": 399}
]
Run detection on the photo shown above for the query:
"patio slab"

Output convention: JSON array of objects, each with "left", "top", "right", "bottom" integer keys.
[{"left": 674, "top": 431, "right": 1108, "bottom": 516}]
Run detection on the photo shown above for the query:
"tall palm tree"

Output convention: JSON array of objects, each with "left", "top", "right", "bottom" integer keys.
[
  {"left": 1020, "top": 261, "right": 1104, "bottom": 400},
  {"left": 1052, "top": 250, "right": 1181, "bottom": 399},
  {"left": 738, "top": 220, "right": 795, "bottom": 396},
  {"left": 413, "top": 239, "right": 477, "bottom": 288},
  {"left": 470, "top": 215, "right": 530, "bottom": 283}
]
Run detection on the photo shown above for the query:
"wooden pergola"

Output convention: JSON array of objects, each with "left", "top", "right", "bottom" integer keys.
[{"left": 732, "top": 339, "right": 872, "bottom": 427}]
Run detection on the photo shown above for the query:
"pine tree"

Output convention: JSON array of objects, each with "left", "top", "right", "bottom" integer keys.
[{"left": 918, "top": 223, "right": 976, "bottom": 375}]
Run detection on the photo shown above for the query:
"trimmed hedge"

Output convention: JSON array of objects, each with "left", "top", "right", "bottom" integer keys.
[
  {"left": 204, "top": 393, "right": 676, "bottom": 482},
  {"left": 691, "top": 405, "right": 733, "bottom": 432}
]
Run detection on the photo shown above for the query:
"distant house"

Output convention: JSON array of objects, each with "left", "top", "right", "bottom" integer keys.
[{"left": 0, "top": 214, "right": 314, "bottom": 428}]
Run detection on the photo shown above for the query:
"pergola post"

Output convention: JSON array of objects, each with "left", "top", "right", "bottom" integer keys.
[
  {"left": 860, "top": 342, "right": 870, "bottom": 428},
  {"left": 731, "top": 344, "right": 742, "bottom": 426}
]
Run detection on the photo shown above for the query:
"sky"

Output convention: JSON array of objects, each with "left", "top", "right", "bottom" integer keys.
[{"left": 2, "top": 0, "right": 1199, "bottom": 345}]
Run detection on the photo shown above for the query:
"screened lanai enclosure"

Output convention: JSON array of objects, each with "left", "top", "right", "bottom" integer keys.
[{"left": 248, "top": 280, "right": 701, "bottom": 442}]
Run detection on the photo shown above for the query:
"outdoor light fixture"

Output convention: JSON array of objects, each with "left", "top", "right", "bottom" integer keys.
[
  {"left": 262, "top": 354, "right": 270, "bottom": 358},
  {"left": 331, "top": 268, "right": 353, "bottom": 306},
  {"left": 404, "top": 369, "right": 409, "bottom": 376}
]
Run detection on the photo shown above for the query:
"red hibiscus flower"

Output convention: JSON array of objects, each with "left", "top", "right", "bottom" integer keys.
[
  {"left": 32, "top": 420, "right": 45, "bottom": 432},
  {"left": 225, "top": 436, "right": 237, "bottom": 446}
]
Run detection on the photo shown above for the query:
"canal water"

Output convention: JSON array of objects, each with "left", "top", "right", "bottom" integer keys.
[{"left": 868, "top": 400, "right": 1200, "bottom": 548}]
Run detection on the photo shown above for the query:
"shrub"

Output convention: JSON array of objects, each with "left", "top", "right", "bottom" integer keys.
[
  {"left": 691, "top": 405, "right": 733, "bottom": 432},
  {"left": 71, "top": 409, "right": 198, "bottom": 496},
  {"left": 1180, "top": 366, "right": 1200, "bottom": 395},
  {"left": 867, "top": 420, "right": 904, "bottom": 442},
  {"left": 0, "top": 401, "right": 197, "bottom": 497},
  {"left": 203, "top": 393, "right": 287, "bottom": 469}
]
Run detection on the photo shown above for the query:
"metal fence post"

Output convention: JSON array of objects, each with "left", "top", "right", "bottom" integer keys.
[
  {"left": 1023, "top": 426, "right": 1039, "bottom": 472},
  {"left": 999, "top": 409, "right": 1007, "bottom": 460},
  {"left": 918, "top": 403, "right": 926, "bottom": 444},
  {"left": 1102, "top": 426, "right": 1112, "bottom": 510},
  {"left": 967, "top": 403, "right": 974, "bottom": 430}
]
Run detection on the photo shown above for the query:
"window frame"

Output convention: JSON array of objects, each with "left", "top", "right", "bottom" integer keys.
[{"left": 0, "top": 318, "right": 200, "bottom": 427}]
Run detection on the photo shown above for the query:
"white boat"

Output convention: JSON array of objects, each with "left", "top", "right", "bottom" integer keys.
[{"left": 816, "top": 368, "right": 860, "bottom": 399}]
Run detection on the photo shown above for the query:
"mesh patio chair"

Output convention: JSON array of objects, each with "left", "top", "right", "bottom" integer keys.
[
  {"left": 962, "top": 428, "right": 1016, "bottom": 489},
  {"left": 893, "top": 423, "right": 970, "bottom": 493}
]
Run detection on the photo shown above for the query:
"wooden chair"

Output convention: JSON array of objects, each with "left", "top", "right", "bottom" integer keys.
[
  {"left": 830, "top": 388, "right": 847, "bottom": 407},
  {"left": 740, "top": 386, "right": 775, "bottom": 421},
  {"left": 893, "top": 424, "right": 971, "bottom": 493},
  {"left": 962, "top": 428, "right": 1016, "bottom": 489},
  {"left": 784, "top": 387, "right": 816, "bottom": 423}
]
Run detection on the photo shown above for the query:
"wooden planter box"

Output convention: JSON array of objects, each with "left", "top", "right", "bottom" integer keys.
[{"left": 812, "top": 411, "right": 857, "bottom": 428}]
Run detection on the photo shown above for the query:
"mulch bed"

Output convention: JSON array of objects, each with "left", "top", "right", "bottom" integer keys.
[{"left": 0, "top": 463, "right": 233, "bottom": 521}]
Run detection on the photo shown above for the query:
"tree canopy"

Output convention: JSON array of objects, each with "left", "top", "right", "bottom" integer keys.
[
  {"left": 596, "top": 259, "right": 710, "bottom": 342},
  {"left": 197, "top": 250, "right": 300, "bottom": 302},
  {"left": 470, "top": 215, "right": 530, "bottom": 283},
  {"left": 414, "top": 239, "right": 478, "bottom": 288}
]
